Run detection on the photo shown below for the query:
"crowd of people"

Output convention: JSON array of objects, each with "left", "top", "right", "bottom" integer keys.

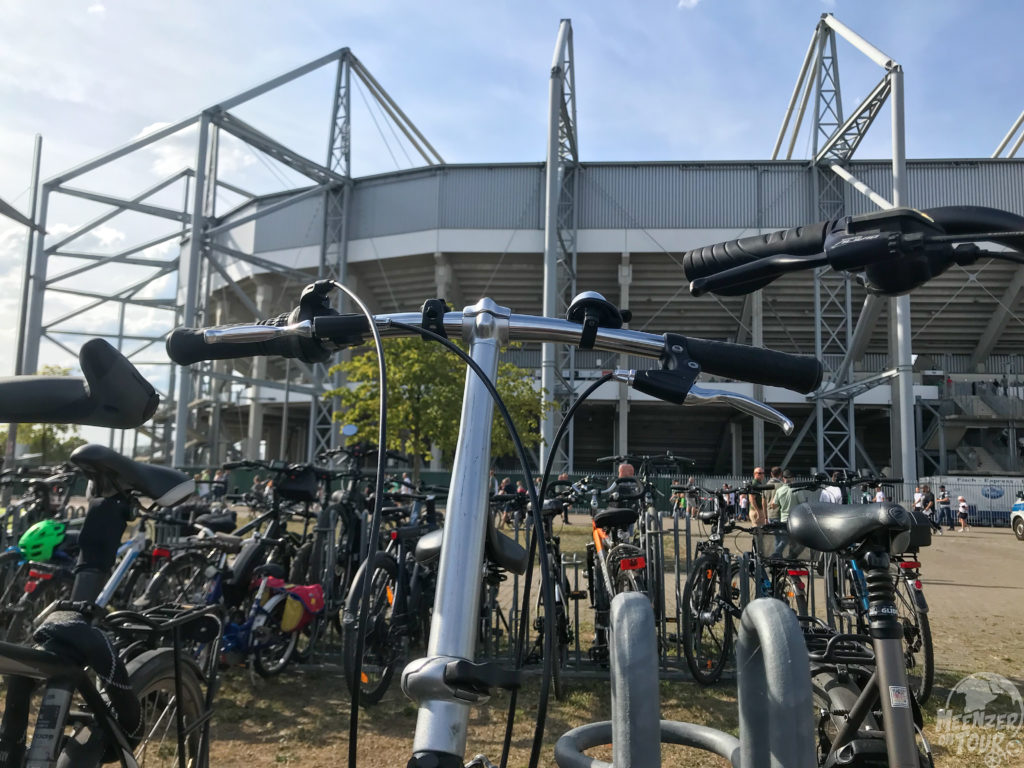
[{"left": 666, "top": 468, "right": 974, "bottom": 534}]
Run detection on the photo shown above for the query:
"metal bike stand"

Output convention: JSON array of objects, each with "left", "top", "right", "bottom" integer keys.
[
  {"left": 562, "top": 551, "right": 584, "bottom": 668},
  {"left": 554, "top": 596, "right": 815, "bottom": 768}
]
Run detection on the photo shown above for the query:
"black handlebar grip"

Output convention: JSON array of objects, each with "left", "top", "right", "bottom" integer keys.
[
  {"left": 685, "top": 337, "right": 823, "bottom": 394},
  {"left": 166, "top": 327, "right": 287, "bottom": 366},
  {"left": 683, "top": 222, "right": 829, "bottom": 295}
]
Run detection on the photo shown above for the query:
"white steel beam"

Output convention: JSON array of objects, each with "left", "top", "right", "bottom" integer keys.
[
  {"left": 968, "top": 266, "right": 1024, "bottom": 368},
  {"left": 828, "top": 163, "right": 893, "bottom": 210},
  {"left": 821, "top": 13, "right": 895, "bottom": 70},
  {"left": 773, "top": 27, "right": 820, "bottom": 160},
  {"left": 992, "top": 108, "right": 1024, "bottom": 157}
]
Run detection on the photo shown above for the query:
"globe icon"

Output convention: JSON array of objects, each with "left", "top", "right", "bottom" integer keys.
[{"left": 946, "top": 673, "right": 1024, "bottom": 730}]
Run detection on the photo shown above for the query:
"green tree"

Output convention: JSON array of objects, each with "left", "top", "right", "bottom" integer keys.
[
  {"left": 324, "top": 337, "right": 552, "bottom": 481},
  {"left": 0, "top": 366, "right": 88, "bottom": 464}
]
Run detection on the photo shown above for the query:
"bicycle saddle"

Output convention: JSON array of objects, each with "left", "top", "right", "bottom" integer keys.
[
  {"left": 414, "top": 513, "right": 529, "bottom": 575},
  {"left": 787, "top": 502, "right": 911, "bottom": 553},
  {"left": 69, "top": 444, "right": 194, "bottom": 507},
  {"left": 594, "top": 507, "right": 639, "bottom": 530}
]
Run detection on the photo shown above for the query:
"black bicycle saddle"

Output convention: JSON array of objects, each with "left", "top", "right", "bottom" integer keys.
[
  {"left": 787, "top": 502, "right": 911, "bottom": 553},
  {"left": 69, "top": 444, "right": 194, "bottom": 506}
]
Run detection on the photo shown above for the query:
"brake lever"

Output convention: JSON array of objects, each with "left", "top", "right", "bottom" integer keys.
[
  {"left": 689, "top": 252, "right": 827, "bottom": 297},
  {"left": 683, "top": 384, "right": 794, "bottom": 435}
]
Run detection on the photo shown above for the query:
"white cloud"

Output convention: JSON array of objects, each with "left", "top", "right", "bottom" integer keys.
[
  {"left": 87, "top": 3, "right": 105, "bottom": 14},
  {"left": 677, "top": 0, "right": 701, "bottom": 8},
  {"left": 92, "top": 224, "right": 125, "bottom": 248}
]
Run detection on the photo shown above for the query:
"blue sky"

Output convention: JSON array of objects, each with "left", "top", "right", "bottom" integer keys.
[{"left": 0, "top": 0, "right": 1022, "bottom": 385}]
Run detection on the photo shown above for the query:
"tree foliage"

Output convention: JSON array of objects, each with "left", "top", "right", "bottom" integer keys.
[
  {"left": 324, "top": 338, "right": 551, "bottom": 477},
  {"left": 0, "top": 366, "right": 88, "bottom": 464}
]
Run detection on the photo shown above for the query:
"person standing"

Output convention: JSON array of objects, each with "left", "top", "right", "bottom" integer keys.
[
  {"left": 721, "top": 483, "right": 736, "bottom": 520},
  {"left": 957, "top": 496, "right": 970, "bottom": 531},
  {"left": 937, "top": 485, "right": 953, "bottom": 531},
  {"left": 920, "top": 484, "right": 941, "bottom": 534},
  {"left": 819, "top": 472, "right": 843, "bottom": 504},
  {"left": 913, "top": 486, "right": 923, "bottom": 513},
  {"left": 873, "top": 485, "right": 886, "bottom": 503},
  {"left": 489, "top": 469, "right": 499, "bottom": 496},
  {"left": 748, "top": 467, "right": 768, "bottom": 526},
  {"left": 557, "top": 471, "right": 572, "bottom": 524},
  {"left": 765, "top": 466, "right": 783, "bottom": 522},
  {"left": 774, "top": 469, "right": 797, "bottom": 522}
]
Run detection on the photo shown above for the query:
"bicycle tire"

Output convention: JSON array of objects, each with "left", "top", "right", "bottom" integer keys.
[
  {"left": 3, "top": 575, "right": 71, "bottom": 644},
  {"left": 140, "top": 551, "right": 209, "bottom": 608},
  {"left": 774, "top": 572, "right": 809, "bottom": 617},
  {"left": 537, "top": 558, "right": 572, "bottom": 700},
  {"left": 681, "top": 553, "right": 732, "bottom": 685},
  {"left": 894, "top": 577, "right": 934, "bottom": 705},
  {"left": 342, "top": 552, "right": 400, "bottom": 704},
  {"left": 251, "top": 592, "right": 298, "bottom": 677},
  {"left": 808, "top": 669, "right": 939, "bottom": 767},
  {"left": 288, "top": 539, "right": 314, "bottom": 584},
  {"left": 57, "top": 648, "right": 206, "bottom": 768}
]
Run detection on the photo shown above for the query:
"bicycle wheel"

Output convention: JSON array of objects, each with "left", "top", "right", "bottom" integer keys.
[
  {"left": 288, "top": 539, "right": 314, "bottom": 584},
  {"left": 251, "top": 593, "right": 299, "bottom": 677},
  {"left": 535, "top": 560, "right": 572, "bottom": 700},
  {"left": 3, "top": 574, "right": 71, "bottom": 644},
  {"left": 894, "top": 576, "right": 934, "bottom": 705},
  {"left": 681, "top": 553, "right": 732, "bottom": 685},
  {"left": 342, "top": 552, "right": 400, "bottom": 704},
  {"left": 774, "top": 570, "right": 809, "bottom": 617},
  {"left": 57, "top": 648, "right": 206, "bottom": 768},
  {"left": 139, "top": 552, "right": 210, "bottom": 608}
]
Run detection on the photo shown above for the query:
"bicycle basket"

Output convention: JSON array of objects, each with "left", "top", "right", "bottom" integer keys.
[{"left": 756, "top": 527, "right": 810, "bottom": 563}]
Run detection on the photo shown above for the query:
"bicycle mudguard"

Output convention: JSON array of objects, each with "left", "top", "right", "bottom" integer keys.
[{"left": 33, "top": 611, "right": 142, "bottom": 743}]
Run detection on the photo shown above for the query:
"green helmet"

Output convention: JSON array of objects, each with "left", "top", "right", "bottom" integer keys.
[{"left": 19, "top": 519, "right": 67, "bottom": 562}]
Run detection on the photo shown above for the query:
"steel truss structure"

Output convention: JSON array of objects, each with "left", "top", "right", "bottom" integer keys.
[
  {"left": 18, "top": 15, "right": 1024, "bottom": 474},
  {"left": 772, "top": 14, "right": 915, "bottom": 482},
  {"left": 22, "top": 50, "right": 441, "bottom": 467},
  {"left": 540, "top": 19, "right": 581, "bottom": 475}
]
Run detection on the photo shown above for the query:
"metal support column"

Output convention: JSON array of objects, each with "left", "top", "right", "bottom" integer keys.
[
  {"left": 890, "top": 66, "right": 916, "bottom": 488},
  {"left": 541, "top": 18, "right": 579, "bottom": 475},
  {"left": 617, "top": 253, "right": 631, "bottom": 457},
  {"left": 173, "top": 113, "right": 211, "bottom": 468}
]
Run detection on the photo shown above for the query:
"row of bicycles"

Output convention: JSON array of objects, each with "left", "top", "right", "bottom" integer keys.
[{"left": 3, "top": 202, "right": 1022, "bottom": 767}]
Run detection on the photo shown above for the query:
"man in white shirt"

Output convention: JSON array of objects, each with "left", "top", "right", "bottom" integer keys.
[
  {"left": 819, "top": 472, "right": 843, "bottom": 504},
  {"left": 873, "top": 485, "right": 886, "bottom": 503}
]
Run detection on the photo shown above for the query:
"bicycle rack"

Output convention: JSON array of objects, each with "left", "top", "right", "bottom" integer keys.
[{"left": 554, "top": 595, "right": 816, "bottom": 768}]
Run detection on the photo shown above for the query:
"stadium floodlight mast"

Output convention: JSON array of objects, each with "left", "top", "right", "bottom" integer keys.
[
  {"left": 540, "top": 18, "right": 580, "bottom": 475},
  {"left": 773, "top": 13, "right": 916, "bottom": 487}
]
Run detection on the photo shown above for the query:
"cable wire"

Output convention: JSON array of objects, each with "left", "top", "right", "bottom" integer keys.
[{"left": 331, "top": 280, "right": 389, "bottom": 768}]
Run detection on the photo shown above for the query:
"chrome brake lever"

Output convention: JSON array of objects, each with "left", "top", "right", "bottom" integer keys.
[
  {"left": 204, "top": 320, "right": 312, "bottom": 344},
  {"left": 684, "top": 384, "right": 794, "bottom": 435},
  {"left": 610, "top": 371, "right": 794, "bottom": 434}
]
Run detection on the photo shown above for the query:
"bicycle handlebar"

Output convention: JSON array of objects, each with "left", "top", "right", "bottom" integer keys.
[
  {"left": 685, "top": 205, "right": 1024, "bottom": 298},
  {"left": 168, "top": 293, "right": 823, "bottom": 396}
]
